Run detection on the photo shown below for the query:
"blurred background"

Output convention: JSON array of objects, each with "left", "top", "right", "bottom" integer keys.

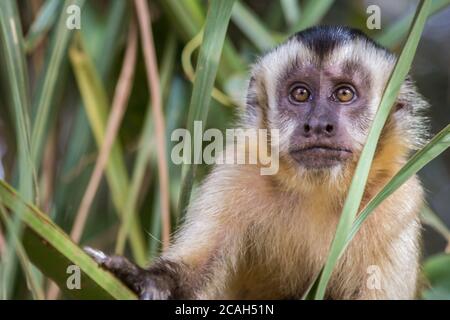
[{"left": 0, "top": 0, "right": 448, "bottom": 299}]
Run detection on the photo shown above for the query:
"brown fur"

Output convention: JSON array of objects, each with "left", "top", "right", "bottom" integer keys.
[
  {"left": 161, "top": 27, "right": 428, "bottom": 300},
  {"left": 93, "top": 27, "right": 429, "bottom": 300},
  {"left": 164, "top": 152, "right": 423, "bottom": 299}
]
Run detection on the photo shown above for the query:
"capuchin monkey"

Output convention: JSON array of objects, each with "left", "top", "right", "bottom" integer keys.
[{"left": 85, "top": 26, "right": 429, "bottom": 299}]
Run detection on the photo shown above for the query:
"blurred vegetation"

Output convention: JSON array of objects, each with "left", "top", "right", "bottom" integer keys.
[{"left": 0, "top": 0, "right": 448, "bottom": 300}]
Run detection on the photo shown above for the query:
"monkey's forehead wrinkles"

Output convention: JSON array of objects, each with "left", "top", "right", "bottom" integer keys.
[
  {"left": 252, "top": 26, "right": 395, "bottom": 92},
  {"left": 283, "top": 38, "right": 391, "bottom": 71},
  {"left": 274, "top": 56, "right": 373, "bottom": 89},
  {"left": 292, "top": 25, "right": 390, "bottom": 60}
]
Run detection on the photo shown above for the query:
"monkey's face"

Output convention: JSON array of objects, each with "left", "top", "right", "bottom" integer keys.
[
  {"left": 245, "top": 27, "right": 418, "bottom": 181},
  {"left": 277, "top": 63, "right": 369, "bottom": 170}
]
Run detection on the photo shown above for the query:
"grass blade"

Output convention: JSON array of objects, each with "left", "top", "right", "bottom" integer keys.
[
  {"left": 0, "top": 179, "right": 136, "bottom": 299},
  {"left": 422, "top": 253, "right": 450, "bottom": 299},
  {"left": 69, "top": 34, "right": 147, "bottom": 266},
  {"left": 313, "top": 0, "right": 431, "bottom": 300},
  {"left": 134, "top": 0, "right": 171, "bottom": 250},
  {"left": 0, "top": 0, "right": 36, "bottom": 298},
  {"left": 178, "top": 0, "right": 237, "bottom": 216},
  {"left": 376, "top": 0, "right": 450, "bottom": 48},
  {"left": 158, "top": 0, "right": 204, "bottom": 40},
  {"left": 293, "top": 0, "right": 334, "bottom": 31},
  {"left": 231, "top": 1, "right": 276, "bottom": 51},
  {"left": 158, "top": 0, "right": 244, "bottom": 78},
  {"left": 115, "top": 33, "right": 177, "bottom": 255},
  {"left": 281, "top": 0, "right": 301, "bottom": 28},
  {"left": 421, "top": 205, "right": 450, "bottom": 251},
  {"left": 53, "top": 0, "right": 127, "bottom": 225},
  {"left": 31, "top": 0, "right": 86, "bottom": 168},
  {"left": 346, "top": 125, "right": 450, "bottom": 263},
  {"left": 48, "top": 20, "right": 137, "bottom": 296},
  {"left": 0, "top": 0, "right": 33, "bottom": 198},
  {"left": 351, "top": 124, "right": 450, "bottom": 236},
  {"left": 71, "top": 20, "right": 137, "bottom": 244},
  {"left": 0, "top": 205, "right": 45, "bottom": 300},
  {"left": 181, "top": 31, "right": 236, "bottom": 107},
  {"left": 24, "top": 0, "right": 62, "bottom": 53}
]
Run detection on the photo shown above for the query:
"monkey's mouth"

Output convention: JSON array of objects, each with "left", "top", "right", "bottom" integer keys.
[{"left": 289, "top": 145, "right": 353, "bottom": 169}]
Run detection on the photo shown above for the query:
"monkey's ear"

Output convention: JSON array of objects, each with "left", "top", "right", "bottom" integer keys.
[
  {"left": 243, "top": 76, "right": 268, "bottom": 128},
  {"left": 246, "top": 76, "right": 259, "bottom": 114},
  {"left": 394, "top": 75, "right": 414, "bottom": 113},
  {"left": 394, "top": 101, "right": 406, "bottom": 112}
]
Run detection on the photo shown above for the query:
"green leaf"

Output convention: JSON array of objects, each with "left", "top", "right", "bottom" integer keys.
[
  {"left": 24, "top": 0, "right": 62, "bottom": 52},
  {"left": 293, "top": 0, "right": 334, "bottom": 31},
  {"left": 231, "top": 1, "right": 276, "bottom": 51},
  {"left": 158, "top": 0, "right": 244, "bottom": 79},
  {"left": 69, "top": 34, "right": 147, "bottom": 266},
  {"left": 178, "top": 0, "right": 237, "bottom": 216},
  {"left": 421, "top": 205, "right": 450, "bottom": 246},
  {"left": 423, "top": 254, "right": 450, "bottom": 300},
  {"left": 313, "top": 0, "right": 431, "bottom": 300},
  {"left": 0, "top": 0, "right": 33, "bottom": 199},
  {"left": 304, "top": 124, "right": 450, "bottom": 300},
  {"left": 31, "top": 0, "right": 86, "bottom": 168},
  {"left": 0, "top": 179, "right": 136, "bottom": 300},
  {"left": 350, "top": 124, "right": 450, "bottom": 241},
  {"left": 115, "top": 33, "right": 177, "bottom": 255},
  {"left": 376, "top": 0, "right": 450, "bottom": 48},
  {"left": 0, "top": 0, "right": 36, "bottom": 298},
  {"left": 0, "top": 205, "right": 44, "bottom": 300},
  {"left": 158, "top": 0, "right": 204, "bottom": 40},
  {"left": 281, "top": 0, "right": 301, "bottom": 28},
  {"left": 53, "top": 0, "right": 128, "bottom": 225}
]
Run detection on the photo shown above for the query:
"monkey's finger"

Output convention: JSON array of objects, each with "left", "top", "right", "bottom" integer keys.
[
  {"left": 140, "top": 288, "right": 170, "bottom": 300},
  {"left": 140, "top": 291, "right": 152, "bottom": 300},
  {"left": 84, "top": 247, "right": 108, "bottom": 264},
  {"left": 139, "top": 281, "right": 171, "bottom": 300},
  {"left": 84, "top": 247, "right": 145, "bottom": 293}
]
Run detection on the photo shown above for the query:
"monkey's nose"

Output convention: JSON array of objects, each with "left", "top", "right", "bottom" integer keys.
[{"left": 302, "top": 119, "right": 336, "bottom": 137}]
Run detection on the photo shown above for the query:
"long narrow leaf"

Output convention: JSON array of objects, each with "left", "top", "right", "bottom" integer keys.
[
  {"left": 24, "top": 0, "right": 62, "bottom": 52},
  {"left": 293, "top": 0, "right": 334, "bottom": 31},
  {"left": 281, "top": 0, "right": 301, "bottom": 28},
  {"left": 115, "top": 33, "right": 177, "bottom": 255},
  {"left": 349, "top": 125, "right": 450, "bottom": 255},
  {"left": 0, "top": 0, "right": 36, "bottom": 298},
  {"left": 422, "top": 254, "right": 450, "bottom": 299},
  {"left": 377, "top": 0, "right": 450, "bottom": 48},
  {"left": 421, "top": 205, "right": 450, "bottom": 249},
  {"left": 231, "top": 1, "right": 276, "bottom": 51},
  {"left": 158, "top": 0, "right": 244, "bottom": 79},
  {"left": 0, "top": 180, "right": 136, "bottom": 300},
  {"left": 31, "top": 0, "right": 86, "bottom": 168},
  {"left": 351, "top": 125, "right": 450, "bottom": 238},
  {"left": 178, "top": 0, "right": 237, "bottom": 216},
  {"left": 0, "top": 206, "right": 44, "bottom": 300},
  {"left": 313, "top": 0, "right": 431, "bottom": 299},
  {"left": 54, "top": 0, "right": 127, "bottom": 224},
  {"left": 69, "top": 34, "right": 147, "bottom": 266}
]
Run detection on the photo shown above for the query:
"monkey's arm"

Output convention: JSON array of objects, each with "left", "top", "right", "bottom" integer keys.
[
  {"left": 356, "top": 218, "right": 421, "bottom": 300},
  {"left": 350, "top": 178, "right": 423, "bottom": 300},
  {"left": 85, "top": 166, "right": 243, "bottom": 300}
]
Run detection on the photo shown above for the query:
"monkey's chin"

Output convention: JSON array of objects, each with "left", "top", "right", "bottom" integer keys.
[{"left": 289, "top": 147, "right": 352, "bottom": 170}]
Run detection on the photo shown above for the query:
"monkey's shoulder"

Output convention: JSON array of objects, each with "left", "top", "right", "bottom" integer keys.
[{"left": 191, "top": 163, "right": 282, "bottom": 215}]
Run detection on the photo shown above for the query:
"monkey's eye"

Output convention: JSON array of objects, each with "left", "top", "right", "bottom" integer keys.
[
  {"left": 289, "top": 86, "right": 311, "bottom": 103},
  {"left": 333, "top": 85, "right": 356, "bottom": 103}
]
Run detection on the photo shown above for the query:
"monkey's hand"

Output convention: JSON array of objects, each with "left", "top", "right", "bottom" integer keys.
[{"left": 84, "top": 247, "right": 175, "bottom": 300}]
